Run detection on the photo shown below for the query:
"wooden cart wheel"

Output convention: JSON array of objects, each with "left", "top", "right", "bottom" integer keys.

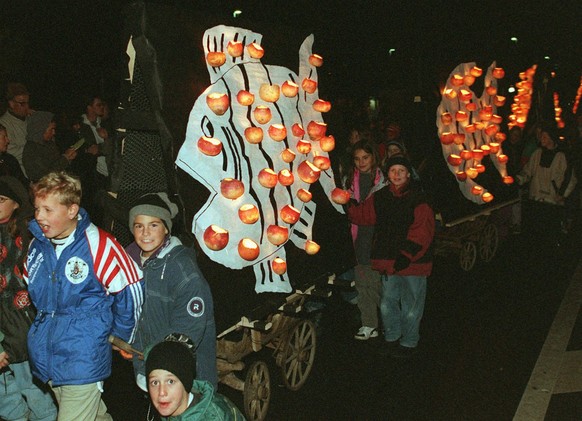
[
  {"left": 243, "top": 360, "right": 271, "bottom": 421},
  {"left": 279, "top": 319, "right": 317, "bottom": 391},
  {"left": 459, "top": 241, "right": 477, "bottom": 271},
  {"left": 478, "top": 224, "right": 498, "bottom": 262}
]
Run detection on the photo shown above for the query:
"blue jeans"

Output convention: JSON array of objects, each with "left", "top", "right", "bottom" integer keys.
[
  {"left": 381, "top": 274, "right": 427, "bottom": 348},
  {"left": 0, "top": 362, "right": 57, "bottom": 421}
]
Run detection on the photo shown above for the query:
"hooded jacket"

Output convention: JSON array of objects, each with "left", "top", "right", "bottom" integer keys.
[
  {"left": 24, "top": 208, "right": 143, "bottom": 385},
  {"left": 22, "top": 111, "right": 70, "bottom": 182},
  {"left": 127, "top": 237, "right": 218, "bottom": 390}
]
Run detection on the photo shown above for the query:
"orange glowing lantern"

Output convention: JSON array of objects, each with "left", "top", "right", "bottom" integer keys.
[
  {"left": 456, "top": 171, "right": 467, "bottom": 181},
  {"left": 482, "top": 192, "right": 494, "bottom": 203},
  {"left": 206, "top": 51, "right": 226, "bottom": 67},
  {"left": 309, "top": 54, "right": 324, "bottom": 67},
  {"left": 331, "top": 188, "right": 351, "bottom": 204},
  {"left": 470, "top": 66, "right": 483, "bottom": 77},
  {"left": 258, "top": 169, "right": 278, "bottom": 188},
  {"left": 278, "top": 169, "right": 295, "bottom": 186},
  {"left": 238, "top": 204, "right": 260, "bottom": 224},
  {"left": 297, "top": 188, "right": 313, "bottom": 202},
  {"left": 302, "top": 78, "right": 317, "bottom": 94},
  {"left": 481, "top": 145, "right": 490, "bottom": 155},
  {"left": 268, "top": 124, "right": 287, "bottom": 141},
  {"left": 237, "top": 90, "right": 255, "bottom": 106},
  {"left": 313, "top": 155, "right": 331, "bottom": 170},
  {"left": 475, "top": 164, "right": 486, "bottom": 173},
  {"left": 444, "top": 88, "right": 457, "bottom": 100},
  {"left": 313, "top": 99, "right": 332, "bottom": 113},
  {"left": 447, "top": 154, "right": 462, "bottom": 167},
  {"left": 440, "top": 132, "right": 455, "bottom": 145},
  {"left": 244, "top": 127, "right": 263, "bottom": 144},
  {"left": 307, "top": 121, "right": 327, "bottom": 140},
  {"left": 281, "top": 148, "right": 296, "bottom": 163},
  {"left": 197, "top": 136, "right": 223, "bottom": 156},
  {"left": 484, "top": 124, "right": 499, "bottom": 136},
  {"left": 472, "top": 149, "right": 484, "bottom": 161},
  {"left": 254, "top": 106, "right": 272, "bottom": 124},
  {"left": 492, "top": 67, "right": 505, "bottom": 79},
  {"left": 297, "top": 160, "right": 321, "bottom": 184},
  {"left": 296, "top": 140, "right": 312, "bottom": 154},
  {"left": 220, "top": 178, "right": 244, "bottom": 199},
  {"left": 292, "top": 123, "right": 305, "bottom": 137},
  {"left": 486, "top": 86, "right": 497, "bottom": 96},
  {"left": 464, "top": 75, "right": 476, "bottom": 86},
  {"left": 455, "top": 110, "right": 469, "bottom": 123},
  {"left": 453, "top": 134, "right": 466, "bottom": 145},
  {"left": 282, "top": 80, "right": 299, "bottom": 97},
  {"left": 479, "top": 108, "right": 493, "bottom": 121},
  {"left": 247, "top": 42, "right": 264, "bottom": 59},
  {"left": 320, "top": 135, "right": 336, "bottom": 152},
  {"left": 466, "top": 102, "right": 477, "bottom": 112},
  {"left": 459, "top": 89, "right": 472, "bottom": 102},
  {"left": 450, "top": 74, "right": 465, "bottom": 86},
  {"left": 489, "top": 142, "right": 500, "bottom": 154},
  {"left": 471, "top": 185, "right": 484, "bottom": 195},
  {"left": 267, "top": 225, "right": 289, "bottom": 246},
  {"left": 464, "top": 124, "right": 477, "bottom": 134},
  {"left": 238, "top": 238, "right": 260, "bottom": 261},
  {"left": 497, "top": 154, "right": 508, "bottom": 164},
  {"left": 206, "top": 93, "right": 230, "bottom": 116},
  {"left": 259, "top": 84, "right": 280, "bottom": 103},
  {"left": 494, "top": 132, "right": 507, "bottom": 143},
  {"left": 460, "top": 150, "right": 472, "bottom": 160},
  {"left": 441, "top": 112, "right": 453, "bottom": 125},
  {"left": 203, "top": 225, "right": 229, "bottom": 251},
  {"left": 502, "top": 175, "right": 514, "bottom": 184},
  {"left": 305, "top": 240, "right": 320, "bottom": 255},
  {"left": 272, "top": 258, "right": 287, "bottom": 275},
  {"left": 491, "top": 115, "right": 503, "bottom": 125},
  {"left": 466, "top": 167, "right": 479, "bottom": 179},
  {"left": 227, "top": 41, "right": 243, "bottom": 57},
  {"left": 494, "top": 95, "right": 506, "bottom": 107},
  {"left": 280, "top": 205, "right": 301, "bottom": 224}
]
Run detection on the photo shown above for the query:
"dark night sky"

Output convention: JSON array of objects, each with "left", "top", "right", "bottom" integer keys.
[{"left": 0, "top": 0, "right": 581, "bottom": 125}]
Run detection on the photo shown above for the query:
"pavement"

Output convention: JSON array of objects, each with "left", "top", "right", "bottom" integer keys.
[{"left": 103, "top": 218, "right": 582, "bottom": 420}]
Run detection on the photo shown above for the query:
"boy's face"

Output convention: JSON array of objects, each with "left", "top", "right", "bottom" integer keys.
[
  {"left": 388, "top": 164, "right": 410, "bottom": 189},
  {"left": 148, "top": 369, "right": 189, "bottom": 417},
  {"left": 132, "top": 215, "right": 168, "bottom": 258},
  {"left": 0, "top": 130, "right": 9, "bottom": 153},
  {"left": 34, "top": 193, "right": 79, "bottom": 239}
]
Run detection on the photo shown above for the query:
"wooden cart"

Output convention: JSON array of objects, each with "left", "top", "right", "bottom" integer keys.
[{"left": 433, "top": 198, "right": 518, "bottom": 271}]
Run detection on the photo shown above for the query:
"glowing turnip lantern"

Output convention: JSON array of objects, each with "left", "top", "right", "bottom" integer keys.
[
  {"left": 491, "top": 115, "right": 503, "bottom": 125},
  {"left": 503, "top": 175, "right": 514, "bottom": 184},
  {"left": 471, "top": 185, "right": 484, "bottom": 195},
  {"left": 472, "top": 149, "right": 484, "bottom": 161},
  {"left": 466, "top": 167, "right": 479, "bottom": 179},
  {"left": 272, "top": 258, "right": 287, "bottom": 275},
  {"left": 238, "top": 204, "right": 259, "bottom": 224},
  {"left": 465, "top": 124, "right": 477, "bottom": 134},
  {"left": 470, "top": 66, "right": 483, "bottom": 77},
  {"left": 254, "top": 106, "right": 272, "bottom": 124},
  {"left": 296, "top": 140, "right": 312, "bottom": 154},
  {"left": 238, "top": 238, "right": 260, "bottom": 261},
  {"left": 464, "top": 75, "right": 476, "bottom": 86},
  {"left": 280, "top": 205, "right": 301, "bottom": 224},
  {"left": 460, "top": 150, "right": 473, "bottom": 161},
  {"left": 268, "top": 124, "right": 287, "bottom": 141},
  {"left": 203, "top": 225, "right": 229, "bottom": 251},
  {"left": 313, "top": 99, "right": 332, "bottom": 113},
  {"left": 494, "top": 95, "right": 506, "bottom": 107},
  {"left": 206, "top": 93, "right": 230, "bottom": 116},
  {"left": 308, "top": 54, "right": 323, "bottom": 67},
  {"left": 440, "top": 132, "right": 455, "bottom": 145},
  {"left": 282, "top": 80, "right": 299, "bottom": 97},
  {"left": 485, "top": 124, "right": 499, "bottom": 136},
  {"left": 313, "top": 155, "right": 331, "bottom": 170},
  {"left": 259, "top": 83, "right": 280, "bottom": 102},
  {"left": 227, "top": 40, "right": 243, "bottom": 57},
  {"left": 441, "top": 112, "right": 453, "bottom": 125},
  {"left": 479, "top": 106, "right": 493, "bottom": 121},
  {"left": 307, "top": 121, "right": 327, "bottom": 140},
  {"left": 456, "top": 171, "right": 467, "bottom": 181},
  {"left": 447, "top": 154, "right": 462, "bottom": 167},
  {"left": 206, "top": 51, "right": 226, "bottom": 67},
  {"left": 450, "top": 74, "right": 464, "bottom": 86},
  {"left": 489, "top": 143, "right": 500, "bottom": 154},
  {"left": 258, "top": 169, "right": 278, "bottom": 188},
  {"left": 278, "top": 169, "right": 294, "bottom": 186},
  {"left": 480, "top": 145, "right": 491, "bottom": 156},
  {"left": 466, "top": 102, "right": 477, "bottom": 112},
  {"left": 244, "top": 127, "right": 263, "bottom": 144},
  {"left": 455, "top": 110, "right": 469, "bottom": 123},
  {"left": 497, "top": 154, "right": 509, "bottom": 164},
  {"left": 475, "top": 164, "right": 486, "bottom": 174},
  {"left": 302, "top": 78, "right": 317, "bottom": 94},
  {"left": 297, "top": 160, "right": 321, "bottom": 184},
  {"left": 444, "top": 88, "right": 457, "bottom": 100},
  {"left": 247, "top": 42, "right": 264, "bottom": 58},
  {"left": 237, "top": 90, "right": 255, "bottom": 106},
  {"left": 292, "top": 123, "right": 305, "bottom": 137},
  {"left": 304, "top": 240, "right": 320, "bottom": 255},
  {"left": 267, "top": 225, "right": 289, "bottom": 246},
  {"left": 297, "top": 188, "right": 312, "bottom": 202},
  {"left": 280, "top": 148, "right": 296, "bottom": 163},
  {"left": 492, "top": 67, "right": 505, "bottom": 79},
  {"left": 453, "top": 134, "right": 466, "bottom": 145},
  {"left": 459, "top": 89, "right": 472, "bottom": 102},
  {"left": 220, "top": 178, "right": 244, "bottom": 199},
  {"left": 331, "top": 188, "right": 351, "bottom": 204},
  {"left": 495, "top": 132, "right": 507, "bottom": 143},
  {"left": 486, "top": 86, "right": 497, "bottom": 96},
  {"left": 320, "top": 135, "right": 335, "bottom": 152},
  {"left": 482, "top": 192, "right": 494, "bottom": 203},
  {"left": 197, "top": 136, "right": 222, "bottom": 156}
]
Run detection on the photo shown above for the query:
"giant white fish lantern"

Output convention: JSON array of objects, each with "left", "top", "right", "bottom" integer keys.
[
  {"left": 436, "top": 61, "right": 513, "bottom": 204},
  {"left": 176, "top": 25, "right": 344, "bottom": 292}
]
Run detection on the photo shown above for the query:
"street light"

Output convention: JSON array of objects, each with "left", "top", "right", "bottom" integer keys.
[
  {"left": 388, "top": 48, "right": 396, "bottom": 56},
  {"left": 233, "top": 9, "right": 242, "bottom": 18},
  {"left": 510, "top": 37, "right": 518, "bottom": 43}
]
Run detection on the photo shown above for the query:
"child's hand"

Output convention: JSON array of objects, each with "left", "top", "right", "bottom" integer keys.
[{"left": 0, "top": 351, "right": 9, "bottom": 368}]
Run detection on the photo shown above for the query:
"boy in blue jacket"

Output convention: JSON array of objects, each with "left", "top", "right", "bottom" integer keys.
[{"left": 24, "top": 171, "right": 143, "bottom": 420}]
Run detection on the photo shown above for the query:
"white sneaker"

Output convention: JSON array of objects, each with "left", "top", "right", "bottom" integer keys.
[{"left": 354, "top": 326, "right": 378, "bottom": 340}]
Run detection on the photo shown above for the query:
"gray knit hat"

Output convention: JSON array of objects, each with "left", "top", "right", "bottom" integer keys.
[{"left": 128, "top": 192, "right": 179, "bottom": 232}]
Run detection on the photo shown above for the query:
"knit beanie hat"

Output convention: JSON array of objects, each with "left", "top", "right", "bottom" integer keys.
[
  {"left": 145, "top": 340, "right": 196, "bottom": 391},
  {"left": 128, "top": 192, "right": 179, "bottom": 232},
  {"left": 26, "top": 111, "right": 54, "bottom": 144},
  {"left": 385, "top": 140, "right": 406, "bottom": 154},
  {"left": 385, "top": 155, "right": 413, "bottom": 174}
]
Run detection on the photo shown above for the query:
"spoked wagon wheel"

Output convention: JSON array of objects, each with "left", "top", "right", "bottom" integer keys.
[
  {"left": 243, "top": 360, "right": 271, "bottom": 421},
  {"left": 459, "top": 241, "right": 477, "bottom": 271},
  {"left": 279, "top": 319, "right": 317, "bottom": 391},
  {"left": 478, "top": 224, "right": 498, "bottom": 262}
]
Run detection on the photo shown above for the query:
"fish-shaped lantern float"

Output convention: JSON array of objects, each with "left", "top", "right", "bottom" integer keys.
[
  {"left": 176, "top": 25, "right": 346, "bottom": 293},
  {"left": 436, "top": 62, "right": 514, "bottom": 204}
]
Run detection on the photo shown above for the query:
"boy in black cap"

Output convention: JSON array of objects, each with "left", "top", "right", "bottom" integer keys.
[
  {"left": 145, "top": 336, "right": 244, "bottom": 420},
  {"left": 126, "top": 193, "right": 218, "bottom": 391}
]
